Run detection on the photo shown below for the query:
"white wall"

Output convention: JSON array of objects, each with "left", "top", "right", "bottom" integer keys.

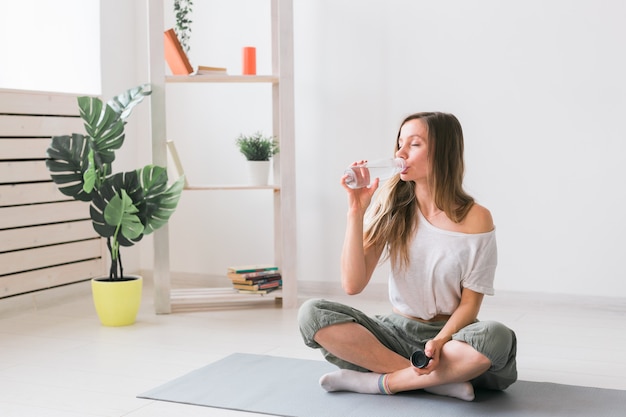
[
  {"left": 3, "top": 0, "right": 623, "bottom": 298},
  {"left": 146, "top": 0, "right": 626, "bottom": 296},
  {"left": 0, "top": 0, "right": 100, "bottom": 94},
  {"left": 292, "top": 0, "right": 626, "bottom": 297},
  {"left": 145, "top": 0, "right": 625, "bottom": 298}
]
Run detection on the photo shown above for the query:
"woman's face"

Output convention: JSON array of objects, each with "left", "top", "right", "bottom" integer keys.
[{"left": 396, "top": 118, "right": 430, "bottom": 183}]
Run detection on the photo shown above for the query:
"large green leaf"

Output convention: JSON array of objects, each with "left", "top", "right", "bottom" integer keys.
[
  {"left": 107, "top": 84, "right": 152, "bottom": 122},
  {"left": 90, "top": 171, "right": 144, "bottom": 247},
  {"left": 76, "top": 85, "right": 151, "bottom": 170},
  {"left": 89, "top": 165, "right": 183, "bottom": 246},
  {"left": 132, "top": 165, "right": 185, "bottom": 235},
  {"left": 78, "top": 96, "right": 124, "bottom": 165},
  {"left": 104, "top": 189, "right": 144, "bottom": 240},
  {"left": 46, "top": 133, "right": 91, "bottom": 201},
  {"left": 82, "top": 149, "right": 97, "bottom": 193},
  {"left": 101, "top": 189, "right": 144, "bottom": 263}
]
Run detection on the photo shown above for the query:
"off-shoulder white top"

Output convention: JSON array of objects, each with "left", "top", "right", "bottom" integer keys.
[{"left": 388, "top": 209, "right": 497, "bottom": 320}]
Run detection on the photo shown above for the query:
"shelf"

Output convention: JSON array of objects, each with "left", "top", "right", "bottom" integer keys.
[
  {"left": 184, "top": 184, "right": 280, "bottom": 191},
  {"left": 170, "top": 287, "right": 283, "bottom": 311},
  {"left": 166, "top": 75, "right": 279, "bottom": 84},
  {"left": 149, "top": 0, "right": 296, "bottom": 314}
]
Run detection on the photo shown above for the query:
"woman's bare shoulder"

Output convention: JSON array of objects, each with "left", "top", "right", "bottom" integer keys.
[{"left": 462, "top": 203, "right": 494, "bottom": 234}]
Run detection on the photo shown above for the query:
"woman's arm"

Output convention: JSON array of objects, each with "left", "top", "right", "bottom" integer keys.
[
  {"left": 422, "top": 288, "right": 484, "bottom": 370},
  {"left": 340, "top": 173, "right": 384, "bottom": 295},
  {"left": 340, "top": 209, "right": 384, "bottom": 294}
]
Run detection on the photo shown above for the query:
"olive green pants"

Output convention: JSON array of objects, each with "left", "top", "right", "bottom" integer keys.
[{"left": 298, "top": 298, "right": 518, "bottom": 390}]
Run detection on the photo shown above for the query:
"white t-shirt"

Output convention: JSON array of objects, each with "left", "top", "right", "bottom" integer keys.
[{"left": 389, "top": 209, "right": 497, "bottom": 320}]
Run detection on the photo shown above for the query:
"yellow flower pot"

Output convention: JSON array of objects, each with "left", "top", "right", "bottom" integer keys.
[{"left": 91, "top": 275, "right": 142, "bottom": 326}]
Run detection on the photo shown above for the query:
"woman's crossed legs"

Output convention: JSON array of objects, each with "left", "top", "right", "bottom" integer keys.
[{"left": 314, "top": 321, "right": 491, "bottom": 401}]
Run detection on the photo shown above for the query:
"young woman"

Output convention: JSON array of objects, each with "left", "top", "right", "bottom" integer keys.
[{"left": 298, "top": 112, "right": 517, "bottom": 401}]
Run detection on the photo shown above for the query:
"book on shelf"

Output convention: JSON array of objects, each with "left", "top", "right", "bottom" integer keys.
[
  {"left": 229, "top": 276, "right": 282, "bottom": 287},
  {"left": 196, "top": 65, "right": 228, "bottom": 75},
  {"left": 227, "top": 264, "right": 279, "bottom": 274},
  {"left": 227, "top": 270, "right": 281, "bottom": 282},
  {"left": 164, "top": 28, "right": 193, "bottom": 75},
  {"left": 226, "top": 264, "right": 281, "bottom": 295},
  {"left": 230, "top": 274, "right": 281, "bottom": 285},
  {"left": 233, "top": 280, "right": 281, "bottom": 292},
  {"left": 237, "top": 286, "right": 280, "bottom": 295}
]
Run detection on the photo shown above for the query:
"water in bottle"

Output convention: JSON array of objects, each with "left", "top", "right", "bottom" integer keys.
[{"left": 344, "top": 158, "right": 405, "bottom": 189}]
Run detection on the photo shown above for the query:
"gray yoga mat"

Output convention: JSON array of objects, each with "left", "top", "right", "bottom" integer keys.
[{"left": 138, "top": 353, "right": 625, "bottom": 417}]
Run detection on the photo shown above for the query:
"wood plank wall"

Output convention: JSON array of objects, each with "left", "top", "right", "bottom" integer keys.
[{"left": 0, "top": 89, "right": 105, "bottom": 298}]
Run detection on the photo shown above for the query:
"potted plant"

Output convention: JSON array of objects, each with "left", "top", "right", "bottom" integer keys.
[
  {"left": 235, "top": 131, "right": 279, "bottom": 185},
  {"left": 46, "top": 84, "right": 184, "bottom": 326}
]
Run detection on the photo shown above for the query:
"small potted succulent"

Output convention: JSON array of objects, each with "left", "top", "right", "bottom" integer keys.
[
  {"left": 46, "top": 84, "right": 184, "bottom": 326},
  {"left": 235, "top": 131, "right": 279, "bottom": 185}
]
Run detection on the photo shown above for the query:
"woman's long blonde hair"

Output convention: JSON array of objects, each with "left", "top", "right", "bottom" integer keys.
[{"left": 363, "top": 112, "right": 475, "bottom": 270}]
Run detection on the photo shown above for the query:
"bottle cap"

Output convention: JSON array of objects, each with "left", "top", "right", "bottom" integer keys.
[{"left": 410, "top": 349, "right": 431, "bottom": 368}]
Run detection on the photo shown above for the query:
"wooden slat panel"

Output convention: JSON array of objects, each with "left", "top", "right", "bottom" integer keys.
[
  {"left": 0, "top": 220, "right": 97, "bottom": 252},
  {"left": 0, "top": 239, "right": 101, "bottom": 276},
  {"left": 0, "top": 115, "right": 83, "bottom": 137},
  {"left": 0, "top": 200, "right": 90, "bottom": 229},
  {"left": 0, "top": 89, "right": 80, "bottom": 116},
  {"left": 0, "top": 138, "right": 50, "bottom": 159},
  {"left": 0, "top": 259, "right": 104, "bottom": 298},
  {"left": 0, "top": 160, "right": 51, "bottom": 183},
  {"left": 0, "top": 182, "right": 69, "bottom": 206},
  {"left": 0, "top": 89, "right": 104, "bottom": 299}
]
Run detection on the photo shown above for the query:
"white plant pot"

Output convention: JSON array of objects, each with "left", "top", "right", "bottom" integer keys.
[{"left": 247, "top": 160, "right": 271, "bottom": 186}]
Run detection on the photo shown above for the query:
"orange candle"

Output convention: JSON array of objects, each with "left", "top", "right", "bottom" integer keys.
[{"left": 242, "top": 46, "right": 256, "bottom": 75}]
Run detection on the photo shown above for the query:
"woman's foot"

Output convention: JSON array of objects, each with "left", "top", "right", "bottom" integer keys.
[
  {"left": 319, "top": 369, "right": 385, "bottom": 394},
  {"left": 425, "top": 382, "right": 475, "bottom": 401},
  {"left": 320, "top": 369, "right": 475, "bottom": 401}
]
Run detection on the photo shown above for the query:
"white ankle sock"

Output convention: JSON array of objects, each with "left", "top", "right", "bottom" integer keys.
[
  {"left": 319, "top": 370, "right": 388, "bottom": 394},
  {"left": 424, "top": 382, "right": 475, "bottom": 401}
]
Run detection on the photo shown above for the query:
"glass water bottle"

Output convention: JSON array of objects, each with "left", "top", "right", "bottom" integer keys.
[{"left": 344, "top": 158, "right": 405, "bottom": 189}]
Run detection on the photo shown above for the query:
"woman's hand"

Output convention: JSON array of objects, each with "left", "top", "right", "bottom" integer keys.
[
  {"left": 413, "top": 339, "right": 447, "bottom": 375},
  {"left": 413, "top": 290, "right": 484, "bottom": 374},
  {"left": 341, "top": 160, "right": 378, "bottom": 214}
]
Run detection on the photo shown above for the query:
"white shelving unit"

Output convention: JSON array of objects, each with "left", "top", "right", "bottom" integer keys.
[{"left": 147, "top": 0, "right": 296, "bottom": 313}]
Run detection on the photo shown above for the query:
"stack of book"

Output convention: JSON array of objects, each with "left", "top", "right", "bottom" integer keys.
[
  {"left": 163, "top": 29, "right": 228, "bottom": 77},
  {"left": 227, "top": 264, "right": 282, "bottom": 295}
]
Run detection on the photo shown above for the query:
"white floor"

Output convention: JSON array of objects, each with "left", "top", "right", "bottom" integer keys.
[{"left": 0, "top": 282, "right": 625, "bottom": 417}]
